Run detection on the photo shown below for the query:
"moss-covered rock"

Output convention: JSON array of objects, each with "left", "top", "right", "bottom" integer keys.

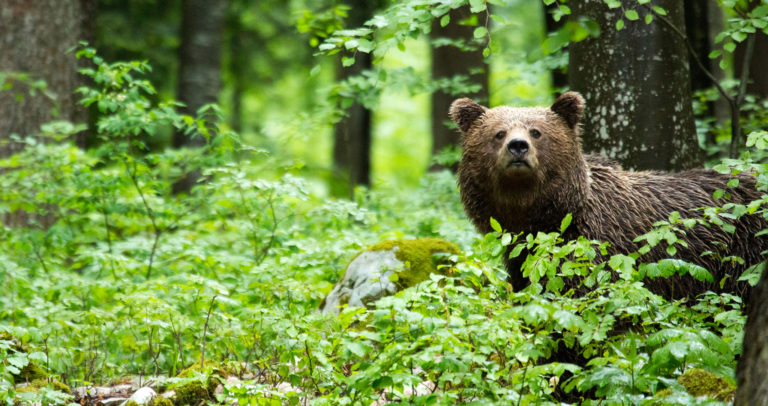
[
  {"left": 14, "top": 378, "right": 71, "bottom": 394},
  {"left": 1, "top": 333, "right": 51, "bottom": 385},
  {"left": 14, "top": 362, "right": 48, "bottom": 384},
  {"left": 677, "top": 368, "right": 735, "bottom": 402},
  {"left": 170, "top": 361, "right": 226, "bottom": 406},
  {"left": 653, "top": 368, "right": 736, "bottom": 402},
  {"left": 364, "top": 238, "right": 460, "bottom": 289},
  {"left": 321, "top": 238, "right": 460, "bottom": 313},
  {"left": 149, "top": 396, "right": 173, "bottom": 406}
]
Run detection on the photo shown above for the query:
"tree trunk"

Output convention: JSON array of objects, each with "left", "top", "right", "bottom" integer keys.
[
  {"left": 735, "top": 265, "right": 768, "bottom": 405},
  {"left": 0, "top": 0, "right": 90, "bottom": 156},
  {"left": 227, "top": 3, "right": 246, "bottom": 136},
  {"left": 331, "top": 0, "right": 379, "bottom": 199},
  {"left": 685, "top": 0, "right": 727, "bottom": 147},
  {"left": 172, "top": 0, "right": 226, "bottom": 194},
  {"left": 0, "top": 0, "right": 91, "bottom": 227},
  {"left": 569, "top": 0, "right": 701, "bottom": 171},
  {"left": 430, "top": 5, "right": 489, "bottom": 170},
  {"left": 734, "top": 1, "right": 768, "bottom": 99},
  {"left": 543, "top": 2, "right": 568, "bottom": 90}
]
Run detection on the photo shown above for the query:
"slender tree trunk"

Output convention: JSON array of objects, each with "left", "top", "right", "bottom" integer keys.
[
  {"left": 173, "top": 0, "right": 226, "bottom": 194},
  {"left": 430, "top": 5, "right": 489, "bottom": 170},
  {"left": 543, "top": 2, "right": 568, "bottom": 90},
  {"left": 0, "top": 0, "right": 91, "bottom": 227},
  {"left": 569, "top": 0, "right": 701, "bottom": 171},
  {"left": 228, "top": 5, "right": 246, "bottom": 135},
  {"left": 685, "top": 0, "right": 727, "bottom": 148},
  {"left": 734, "top": 2, "right": 768, "bottom": 99},
  {"left": 736, "top": 266, "right": 768, "bottom": 405},
  {"left": 331, "top": 0, "right": 379, "bottom": 198},
  {"left": 76, "top": 0, "right": 98, "bottom": 149}
]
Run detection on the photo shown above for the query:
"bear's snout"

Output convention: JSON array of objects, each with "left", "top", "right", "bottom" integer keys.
[{"left": 506, "top": 138, "right": 529, "bottom": 159}]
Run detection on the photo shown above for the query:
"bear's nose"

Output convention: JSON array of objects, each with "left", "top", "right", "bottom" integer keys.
[{"left": 506, "top": 138, "right": 529, "bottom": 158}]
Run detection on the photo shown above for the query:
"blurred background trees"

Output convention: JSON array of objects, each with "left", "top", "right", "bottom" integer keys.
[{"left": 1, "top": 0, "right": 767, "bottom": 195}]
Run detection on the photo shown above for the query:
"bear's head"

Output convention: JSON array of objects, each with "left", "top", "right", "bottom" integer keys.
[{"left": 451, "top": 92, "right": 587, "bottom": 205}]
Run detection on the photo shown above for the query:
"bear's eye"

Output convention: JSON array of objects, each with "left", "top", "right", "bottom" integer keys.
[
  {"left": 494, "top": 130, "right": 506, "bottom": 140},
  {"left": 529, "top": 129, "right": 542, "bottom": 139}
]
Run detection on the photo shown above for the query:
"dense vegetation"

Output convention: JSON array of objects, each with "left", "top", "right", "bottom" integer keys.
[{"left": 2, "top": 0, "right": 768, "bottom": 405}]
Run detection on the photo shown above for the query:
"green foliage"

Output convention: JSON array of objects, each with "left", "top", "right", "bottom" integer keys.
[{"left": 3, "top": 5, "right": 768, "bottom": 402}]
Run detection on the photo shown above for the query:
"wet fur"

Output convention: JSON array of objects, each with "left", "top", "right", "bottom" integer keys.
[{"left": 453, "top": 93, "right": 766, "bottom": 303}]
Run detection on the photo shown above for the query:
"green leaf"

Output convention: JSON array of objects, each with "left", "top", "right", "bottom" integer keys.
[
  {"left": 490, "top": 217, "right": 502, "bottom": 233},
  {"left": 616, "top": 19, "right": 625, "bottom": 30},
  {"left": 473, "top": 26, "right": 488, "bottom": 39},
  {"left": 645, "top": 14, "right": 653, "bottom": 24},
  {"left": 440, "top": 14, "right": 450, "bottom": 27},
  {"left": 652, "top": 5, "right": 667, "bottom": 15},
  {"left": 560, "top": 213, "right": 572, "bottom": 233},
  {"left": 501, "top": 233, "right": 512, "bottom": 246},
  {"left": 625, "top": 10, "right": 639, "bottom": 21},
  {"left": 469, "top": 0, "right": 486, "bottom": 13}
]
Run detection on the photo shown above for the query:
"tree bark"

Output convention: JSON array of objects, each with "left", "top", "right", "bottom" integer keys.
[
  {"left": 331, "top": 0, "right": 379, "bottom": 198},
  {"left": 0, "top": 0, "right": 89, "bottom": 157},
  {"left": 735, "top": 265, "right": 768, "bottom": 405},
  {"left": 430, "top": 5, "right": 489, "bottom": 170},
  {"left": 568, "top": 0, "right": 701, "bottom": 171},
  {"left": 173, "top": 0, "right": 226, "bottom": 194},
  {"left": 0, "top": 0, "right": 92, "bottom": 227}
]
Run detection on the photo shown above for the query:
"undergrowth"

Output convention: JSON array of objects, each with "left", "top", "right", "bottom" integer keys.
[{"left": 1, "top": 49, "right": 768, "bottom": 406}]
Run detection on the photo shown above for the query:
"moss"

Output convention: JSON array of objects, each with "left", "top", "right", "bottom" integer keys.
[
  {"left": 172, "top": 361, "right": 226, "bottom": 406},
  {"left": 1, "top": 333, "right": 52, "bottom": 386},
  {"left": 677, "top": 368, "right": 735, "bottom": 402},
  {"left": 125, "top": 401, "right": 140, "bottom": 406},
  {"left": 15, "top": 379, "right": 70, "bottom": 395},
  {"left": 172, "top": 380, "right": 210, "bottom": 406},
  {"left": 358, "top": 238, "right": 461, "bottom": 290},
  {"left": 13, "top": 362, "right": 48, "bottom": 384},
  {"left": 654, "top": 388, "right": 672, "bottom": 399},
  {"left": 150, "top": 396, "right": 173, "bottom": 406}
]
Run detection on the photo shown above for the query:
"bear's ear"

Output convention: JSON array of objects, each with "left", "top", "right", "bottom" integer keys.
[
  {"left": 550, "top": 92, "right": 585, "bottom": 129},
  {"left": 449, "top": 98, "right": 487, "bottom": 133}
]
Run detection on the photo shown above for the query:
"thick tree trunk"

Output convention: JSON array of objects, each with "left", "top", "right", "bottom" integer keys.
[
  {"left": 331, "top": 0, "right": 379, "bottom": 198},
  {"left": 0, "top": 0, "right": 89, "bottom": 156},
  {"left": 0, "top": 0, "right": 91, "bottom": 227},
  {"left": 735, "top": 265, "right": 768, "bottom": 405},
  {"left": 173, "top": 0, "right": 226, "bottom": 194},
  {"left": 430, "top": 5, "right": 489, "bottom": 170},
  {"left": 569, "top": 0, "right": 701, "bottom": 171}
]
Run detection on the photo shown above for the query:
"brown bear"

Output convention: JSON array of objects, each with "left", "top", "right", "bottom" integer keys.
[{"left": 451, "top": 92, "right": 766, "bottom": 302}]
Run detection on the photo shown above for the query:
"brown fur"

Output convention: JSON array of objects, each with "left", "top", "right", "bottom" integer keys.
[{"left": 452, "top": 92, "right": 766, "bottom": 302}]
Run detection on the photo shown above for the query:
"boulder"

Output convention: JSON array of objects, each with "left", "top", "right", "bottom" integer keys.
[{"left": 321, "top": 238, "right": 460, "bottom": 314}]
